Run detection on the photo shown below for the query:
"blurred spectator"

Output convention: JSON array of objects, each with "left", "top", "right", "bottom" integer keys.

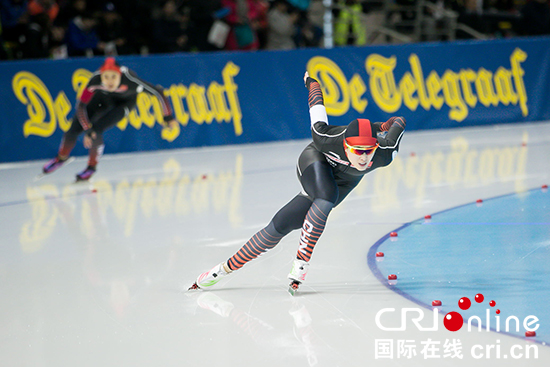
[
  {"left": 287, "top": 0, "right": 310, "bottom": 11},
  {"left": 520, "top": 0, "right": 550, "bottom": 35},
  {"left": 54, "top": 0, "right": 87, "bottom": 29},
  {"left": 253, "top": 0, "right": 269, "bottom": 49},
  {"left": 266, "top": 0, "right": 299, "bottom": 49},
  {"left": 97, "top": 2, "right": 133, "bottom": 55},
  {"left": 333, "top": 0, "right": 367, "bottom": 46},
  {"left": 65, "top": 13, "right": 104, "bottom": 57},
  {"left": 50, "top": 0, "right": 88, "bottom": 58},
  {"left": 149, "top": 0, "right": 188, "bottom": 54},
  {"left": 186, "top": 0, "right": 223, "bottom": 51},
  {"left": 222, "top": 0, "right": 263, "bottom": 51},
  {"left": 295, "top": 9, "right": 323, "bottom": 47},
  {"left": 0, "top": 0, "right": 29, "bottom": 59},
  {"left": 27, "top": 0, "right": 58, "bottom": 20},
  {"left": 25, "top": 0, "right": 59, "bottom": 58}
]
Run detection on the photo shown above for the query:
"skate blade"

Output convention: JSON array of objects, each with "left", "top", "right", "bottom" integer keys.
[
  {"left": 288, "top": 281, "right": 300, "bottom": 296},
  {"left": 34, "top": 173, "right": 46, "bottom": 182},
  {"left": 74, "top": 177, "right": 91, "bottom": 183},
  {"left": 188, "top": 283, "right": 201, "bottom": 291}
]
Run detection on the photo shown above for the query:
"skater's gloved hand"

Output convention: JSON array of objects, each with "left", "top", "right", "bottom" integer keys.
[
  {"left": 303, "top": 71, "right": 319, "bottom": 90},
  {"left": 84, "top": 131, "right": 97, "bottom": 149}
]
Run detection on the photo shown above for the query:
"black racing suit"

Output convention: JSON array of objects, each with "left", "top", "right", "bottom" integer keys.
[
  {"left": 225, "top": 76, "right": 406, "bottom": 270},
  {"left": 58, "top": 66, "right": 174, "bottom": 167},
  {"left": 297, "top": 117, "right": 405, "bottom": 207}
]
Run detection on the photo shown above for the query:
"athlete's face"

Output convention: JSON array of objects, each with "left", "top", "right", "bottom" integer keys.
[
  {"left": 345, "top": 147, "right": 376, "bottom": 171},
  {"left": 101, "top": 70, "right": 121, "bottom": 91}
]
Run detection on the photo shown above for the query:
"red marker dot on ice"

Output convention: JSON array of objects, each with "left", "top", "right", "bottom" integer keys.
[
  {"left": 489, "top": 300, "right": 496, "bottom": 307},
  {"left": 444, "top": 312, "right": 463, "bottom": 332},
  {"left": 475, "top": 293, "right": 484, "bottom": 303},
  {"left": 496, "top": 309, "right": 501, "bottom": 314},
  {"left": 458, "top": 297, "right": 471, "bottom": 310}
]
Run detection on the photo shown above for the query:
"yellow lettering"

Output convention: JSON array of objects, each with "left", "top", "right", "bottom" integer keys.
[
  {"left": 207, "top": 81, "right": 232, "bottom": 123},
  {"left": 128, "top": 109, "right": 142, "bottom": 129},
  {"left": 425, "top": 71, "right": 444, "bottom": 110},
  {"left": 349, "top": 74, "right": 368, "bottom": 113},
  {"left": 222, "top": 61, "right": 243, "bottom": 136},
  {"left": 12, "top": 71, "right": 57, "bottom": 137},
  {"left": 475, "top": 68, "right": 499, "bottom": 107},
  {"left": 459, "top": 69, "right": 478, "bottom": 108},
  {"left": 136, "top": 93, "right": 156, "bottom": 128},
  {"left": 307, "top": 56, "right": 350, "bottom": 116},
  {"left": 510, "top": 48, "right": 528, "bottom": 116},
  {"left": 161, "top": 121, "right": 180, "bottom": 142},
  {"left": 366, "top": 54, "right": 401, "bottom": 112},
  {"left": 168, "top": 84, "right": 189, "bottom": 126},
  {"left": 399, "top": 72, "right": 419, "bottom": 111},
  {"left": 54, "top": 91, "right": 72, "bottom": 132},
  {"left": 494, "top": 67, "right": 517, "bottom": 106},
  {"left": 151, "top": 94, "right": 166, "bottom": 124},
  {"left": 117, "top": 117, "right": 129, "bottom": 131},
  {"left": 441, "top": 70, "right": 468, "bottom": 121},
  {"left": 72, "top": 68, "right": 93, "bottom": 99},
  {"left": 187, "top": 83, "right": 212, "bottom": 124},
  {"left": 408, "top": 54, "right": 430, "bottom": 110}
]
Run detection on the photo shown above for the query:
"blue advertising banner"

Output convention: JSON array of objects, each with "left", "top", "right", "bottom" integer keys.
[{"left": 1, "top": 36, "right": 549, "bottom": 163}]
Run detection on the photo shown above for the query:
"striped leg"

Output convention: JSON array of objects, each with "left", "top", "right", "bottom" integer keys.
[
  {"left": 227, "top": 223, "right": 284, "bottom": 271},
  {"left": 296, "top": 199, "right": 333, "bottom": 262}
]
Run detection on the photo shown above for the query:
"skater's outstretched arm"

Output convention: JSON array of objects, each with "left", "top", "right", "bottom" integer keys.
[
  {"left": 375, "top": 116, "right": 406, "bottom": 150},
  {"left": 121, "top": 68, "right": 175, "bottom": 126},
  {"left": 304, "top": 71, "right": 328, "bottom": 127}
]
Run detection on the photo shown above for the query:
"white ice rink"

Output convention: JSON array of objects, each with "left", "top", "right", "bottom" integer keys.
[{"left": 1, "top": 121, "right": 549, "bottom": 366}]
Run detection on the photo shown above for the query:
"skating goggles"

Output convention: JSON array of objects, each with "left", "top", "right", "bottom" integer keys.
[{"left": 344, "top": 140, "right": 378, "bottom": 156}]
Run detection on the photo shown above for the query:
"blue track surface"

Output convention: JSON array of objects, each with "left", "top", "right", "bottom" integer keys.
[{"left": 369, "top": 187, "right": 550, "bottom": 345}]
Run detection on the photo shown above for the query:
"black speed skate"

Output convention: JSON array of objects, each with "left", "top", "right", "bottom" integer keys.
[{"left": 75, "top": 166, "right": 96, "bottom": 181}]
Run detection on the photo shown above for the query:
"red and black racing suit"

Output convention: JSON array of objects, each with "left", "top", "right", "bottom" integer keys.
[{"left": 58, "top": 66, "right": 174, "bottom": 168}]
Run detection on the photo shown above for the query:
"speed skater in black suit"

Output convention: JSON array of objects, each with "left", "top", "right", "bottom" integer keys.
[
  {"left": 190, "top": 71, "right": 406, "bottom": 294},
  {"left": 42, "top": 57, "right": 177, "bottom": 181}
]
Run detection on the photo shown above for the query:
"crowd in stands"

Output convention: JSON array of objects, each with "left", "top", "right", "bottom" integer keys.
[{"left": 0, "top": 0, "right": 549, "bottom": 61}]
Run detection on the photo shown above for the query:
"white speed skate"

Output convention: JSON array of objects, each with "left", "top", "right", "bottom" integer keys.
[
  {"left": 188, "top": 262, "right": 233, "bottom": 290},
  {"left": 288, "top": 259, "right": 309, "bottom": 295}
]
